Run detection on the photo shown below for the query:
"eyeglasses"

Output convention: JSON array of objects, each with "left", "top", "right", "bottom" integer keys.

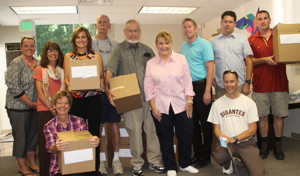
[
  {"left": 56, "top": 101, "right": 69, "bottom": 105},
  {"left": 47, "top": 49, "right": 58, "bottom": 53},
  {"left": 96, "top": 38, "right": 112, "bottom": 54},
  {"left": 223, "top": 70, "right": 238, "bottom": 77}
]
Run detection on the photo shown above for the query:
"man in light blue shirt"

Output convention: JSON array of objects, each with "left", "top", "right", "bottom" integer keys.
[
  {"left": 210, "top": 11, "right": 253, "bottom": 98},
  {"left": 181, "top": 18, "right": 214, "bottom": 168}
]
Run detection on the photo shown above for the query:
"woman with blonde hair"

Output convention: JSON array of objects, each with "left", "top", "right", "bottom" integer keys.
[{"left": 144, "top": 30, "right": 198, "bottom": 176}]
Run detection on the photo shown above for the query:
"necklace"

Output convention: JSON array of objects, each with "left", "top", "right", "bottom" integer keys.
[{"left": 96, "top": 38, "right": 112, "bottom": 54}]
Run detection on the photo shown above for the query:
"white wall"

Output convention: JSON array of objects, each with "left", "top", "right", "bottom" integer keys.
[
  {"left": 0, "top": 26, "right": 34, "bottom": 132},
  {"left": 202, "top": 0, "right": 300, "bottom": 137}
]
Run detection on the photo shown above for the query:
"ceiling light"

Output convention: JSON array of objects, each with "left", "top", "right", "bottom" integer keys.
[
  {"left": 139, "top": 6, "right": 197, "bottom": 14},
  {"left": 11, "top": 6, "right": 78, "bottom": 15}
]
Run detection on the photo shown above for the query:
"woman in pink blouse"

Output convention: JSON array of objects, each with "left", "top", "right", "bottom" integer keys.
[{"left": 144, "top": 30, "right": 198, "bottom": 176}]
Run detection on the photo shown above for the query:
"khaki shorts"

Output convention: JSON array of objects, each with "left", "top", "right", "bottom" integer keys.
[{"left": 252, "top": 92, "right": 288, "bottom": 118}]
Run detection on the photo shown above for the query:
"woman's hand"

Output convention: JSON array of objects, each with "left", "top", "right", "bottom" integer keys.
[
  {"left": 151, "top": 106, "right": 162, "bottom": 121},
  {"left": 89, "top": 136, "right": 100, "bottom": 147},
  {"left": 55, "top": 139, "right": 69, "bottom": 151},
  {"left": 185, "top": 102, "right": 193, "bottom": 118}
]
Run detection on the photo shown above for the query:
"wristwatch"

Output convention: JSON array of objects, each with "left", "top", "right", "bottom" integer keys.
[
  {"left": 245, "top": 80, "right": 252, "bottom": 84},
  {"left": 233, "top": 136, "right": 238, "bottom": 144}
]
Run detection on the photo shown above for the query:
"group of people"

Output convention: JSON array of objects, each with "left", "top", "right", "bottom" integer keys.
[{"left": 5, "top": 9, "right": 288, "bottom": 176}]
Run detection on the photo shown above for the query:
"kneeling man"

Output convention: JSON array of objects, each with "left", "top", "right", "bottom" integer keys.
[{"left": 208, "top": 70, "right": 265, "bottom": 176}]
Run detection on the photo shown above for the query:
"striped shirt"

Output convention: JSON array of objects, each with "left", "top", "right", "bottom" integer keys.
[
  {"left": 43, "top": 115, "right": 87, "bottom": 176},
  {"left": 210, "top": 32, "right": 253, "bottom": 88}
]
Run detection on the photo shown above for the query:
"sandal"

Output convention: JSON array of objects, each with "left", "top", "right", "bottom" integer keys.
[
  {"left": 29, "top": 167, "right": 40, "bottom": 175},
  {"left": 19, "top": 170, "right": 34, "bottom": 176}
]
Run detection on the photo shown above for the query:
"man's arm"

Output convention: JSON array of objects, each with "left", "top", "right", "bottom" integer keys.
[
  {"left": 228, "top": 122, "right": 257, "bottom": 143},
  {"left": 105, "top": 70, "right": 115, "bottom": 106},
  {"left": 203, "top": 60, "right": 214, "bottom": 105},
  {"left": 242, "top": 56, "right": 253, "bottom": 95},
  {"left": 252, "top": 55, "right": 277, "bottom": 66}
]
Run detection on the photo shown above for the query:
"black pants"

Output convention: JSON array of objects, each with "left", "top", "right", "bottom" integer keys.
[
  {"left": 153, "top": 105, "right": 193, "bottom": 171},
  {"left": 37, "top": 111, "right": 53, "bottom": 176},
  {"left": 70, "top": 94, "right": 101, "bottom": 171},
  {"left": 192, "top": 80, "right": 213, "bottom": 162}
]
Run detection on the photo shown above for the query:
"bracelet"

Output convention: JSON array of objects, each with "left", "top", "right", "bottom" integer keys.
[{"left": 187, "top": 100, "right": 193, "bottom": 104}]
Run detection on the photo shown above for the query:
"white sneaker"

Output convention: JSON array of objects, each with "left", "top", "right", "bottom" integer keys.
[
  {"left": 167, "top": 170, "right": 177, "bottom": 176},
  {"left": 222, "top": 161, "right": 233, "bottom": 174},
  {"left": 179, "top": 166, "right": 199, "bottom": 173},
  {"left": 112, "top": 160, "right": 124, "bottom": 175},
  {"left": 99, "top": 161, "right": 108, "bottom": 175}
]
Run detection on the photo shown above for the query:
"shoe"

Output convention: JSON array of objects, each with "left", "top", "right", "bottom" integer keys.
[
  {"left": 179, "top": 166, "right": 199, "bottom": 173},
  {"left": 274, "top": 141, "right": 285, "bottom": 160},
  {"left": 194, "top": 159, "right": 211, "bottom": 168},
  {"left": 112, "top": 160, "right": 124, "bottom": 175},
  {"left": 149, "top": 163, "right": 165, "bottom": 173},
  {"left": 167, "top": 170, "right": 177, "bottom": 176},
  {"left": 99, "top": 161, "right": 108, "bottom": 175},
  {"left": 132, "top": 167, "right": 143, "bottom": 176},
  {"left": 29, "top": 167, "right": 40, "bottom": 175},
  {"left": 222, "top": 161, "right": 233, "bottom": 175},
  {"left": 260, "top": 141, "right": 269, "bottom": 159}
]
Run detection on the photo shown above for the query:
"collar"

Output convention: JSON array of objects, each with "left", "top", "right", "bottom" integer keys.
[
  {"left": 218, "top": 32, "right": 236, "bottom": 39},
  {"left": 186, "top": 35, "right": 201, "bottom": 46},
  {"left": 53, "top": 115, "right": 71, "bottom": 128},
  {"left": 125, "top": 40, "right": 139, "bottom": 48},
  {"left": 155, "top": 51, "right": 175, "bottom": 64}
]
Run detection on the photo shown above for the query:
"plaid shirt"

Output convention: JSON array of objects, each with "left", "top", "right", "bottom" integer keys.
[{"left": 43, "top": 115, "right": 87, "bottom": 176}]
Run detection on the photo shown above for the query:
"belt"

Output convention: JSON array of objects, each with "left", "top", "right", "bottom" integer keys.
[{"left": 192, "top": 79, "right": 206, "bottom": 84}]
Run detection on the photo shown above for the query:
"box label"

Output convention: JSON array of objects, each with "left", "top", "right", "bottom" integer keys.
[{"left": 64, "top": 148, "right": 93, "bottom": 164}]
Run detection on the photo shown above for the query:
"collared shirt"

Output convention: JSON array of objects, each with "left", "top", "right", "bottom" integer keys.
[
  {"left": 43, "top": 115, "right": 87, "bottom": 176},
  {"left": 211, "top": 32, "right": 253, "bottom": 88},
  {"left": 144, "top": 51, "right": 195, "bottom": 114},
  {"left": 106, "top": 40, "right": 155, "bottom": 101},
  {"left": 6, "top": 56, "right": 37, "bottom": 110},
  {"left": 248, "top": 30, "right": 288, "bottom": 92},
  {"left": 181, "top": 36, "right": 214, "bottom": 81}
]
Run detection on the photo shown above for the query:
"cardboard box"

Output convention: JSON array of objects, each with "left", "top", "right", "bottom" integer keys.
[
  {"left": 69, "top": 59, "right": 101, "bottom": 91},
  {"left": 273, "top": 24, "right": 300, "bottom": 63},
  {"left": 57, "top": 131, "right": 95, "bottom": 175},
  {"left": 109, "top": 73, "right": 142, "bottom": 114}
]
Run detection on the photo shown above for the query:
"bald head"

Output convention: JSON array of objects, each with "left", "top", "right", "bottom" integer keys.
[{"left": 95, "top": 14, "right": 111, "bottom": 39}]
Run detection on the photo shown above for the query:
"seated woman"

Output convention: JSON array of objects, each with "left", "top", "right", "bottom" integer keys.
[
  {"left": 144, "top": 30, "right": 198, "bottom": 176},
  {"left": 43, "top": 90, "right": 99, "bottom": 176}
]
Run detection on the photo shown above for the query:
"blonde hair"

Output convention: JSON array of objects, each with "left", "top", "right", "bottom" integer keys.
[{"left": 155, "top": 30, "right": 173, "bottom": 44}]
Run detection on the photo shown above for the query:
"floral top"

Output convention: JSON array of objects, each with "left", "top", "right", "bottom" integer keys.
[{"left": 6, "top": 56, "right": 37, "bottom": 110}]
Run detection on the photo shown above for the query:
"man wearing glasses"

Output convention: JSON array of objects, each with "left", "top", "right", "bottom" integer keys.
[
  {"left": 105, "top": 19, "right": 164, "bottom": 176},
  {"left": 210, "top": 11, "right": 253, "bottom": 98},
  {"left": 92, "top": 14, "right": 122, "bottom": 175},
  {"left": 207, "top": 70, "right": 265, "bottom": 176}
]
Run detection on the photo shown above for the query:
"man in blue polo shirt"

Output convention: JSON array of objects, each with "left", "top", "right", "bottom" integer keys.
[{"left": 181, "top": 18, "right": 214, "bottom": 168}]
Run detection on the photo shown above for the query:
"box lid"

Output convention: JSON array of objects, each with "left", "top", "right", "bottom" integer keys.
[
  {"left": 57, "top": 131, "right": 92, "bottom": 142},
  {"left": 110, "top": 73, "right": 140, "bottom": 99}
]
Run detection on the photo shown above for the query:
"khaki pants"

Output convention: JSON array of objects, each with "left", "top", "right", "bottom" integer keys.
[
  {"left": 213, "top": 138, "right": 265, "bottom": 176},
  {"left": 123, "top": 102, "right": 162, "bottom": 167}
]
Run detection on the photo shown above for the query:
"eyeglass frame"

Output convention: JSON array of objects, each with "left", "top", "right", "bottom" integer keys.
[{"left": 96, "top": 38, "right": 112, "bottom": 54}]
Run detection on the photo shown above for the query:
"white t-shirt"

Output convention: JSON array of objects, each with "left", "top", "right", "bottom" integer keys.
[{"left": 207, "top": 94, "right": 258, "bottom": 138}]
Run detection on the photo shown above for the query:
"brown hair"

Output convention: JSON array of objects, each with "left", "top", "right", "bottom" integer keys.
[
  {"left": 71, "top": 27, "right": 93, "bottom": 54},
  {"left": 40, "top": 41, "right": 64, "bottom": 68},
  {"left": 52, "top": 90, "right": 73, "bottom": 106},
  {"left": 182, "top": 18, "right": 197, "bottom": 28}
]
